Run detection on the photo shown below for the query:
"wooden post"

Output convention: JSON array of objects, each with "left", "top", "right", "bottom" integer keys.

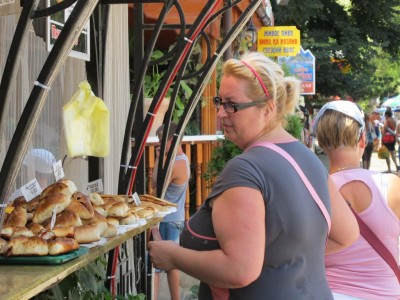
[
  {"left": 146, "top": 146, "right": 155, "bottom": 195},
  {"left": 183, "top": 143, "right": 191, "bottom": 220},
  {"left": 195, "top": 143, "right": 203, "bottom": 210}
]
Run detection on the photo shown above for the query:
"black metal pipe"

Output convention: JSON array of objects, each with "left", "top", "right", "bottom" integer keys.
[
  {"left": 123, "top": 0, "right": 223, "bottom": 195},
  {"left": 118, "top": 0, "right": 174, "bottom": 195}
]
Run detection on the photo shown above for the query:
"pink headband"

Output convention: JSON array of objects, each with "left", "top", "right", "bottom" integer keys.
[{"left": 241, "top": 60, "right": 271, "bottom": 99}]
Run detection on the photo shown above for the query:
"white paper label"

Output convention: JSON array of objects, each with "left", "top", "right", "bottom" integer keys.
[
  {"left": 132, "top": 192, "right": 142, "bottom": 206},
  {"left": 50, "top": 204, "right": 59, "bottom": 230},
  {"left": 84, "top": 179, "right": 104, "bottom": 194},
  {"left": 53, "top": 160, "right": 65, "bottom": 181},
  {"left": 21, "top": 178, "right": 43, "bottom": 201}
]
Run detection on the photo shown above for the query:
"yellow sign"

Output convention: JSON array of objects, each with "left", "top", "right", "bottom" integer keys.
[{"left": 257, "top": 26, "right": 300, "bottom": 57}]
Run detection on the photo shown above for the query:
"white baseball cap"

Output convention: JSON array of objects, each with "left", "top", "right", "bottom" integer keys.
[{"left": 313, "top": 100, "right": 365, "bottom": 136}]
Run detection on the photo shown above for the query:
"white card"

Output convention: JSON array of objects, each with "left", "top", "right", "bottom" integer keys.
[
  {"left": 132, "top": 192, "right": 142, "bottom": 206},
  {"left": 50, "top": 204, "right": 59, "bottom": 230},
  {"left": 53, "top": 160, "right": 65, "bottom": 181},
  {"left": 84, "top": 179, "right": 104, "bottom": 194},
  {"left": 21, "top": 178, "right": 43, "bottom": 201}
]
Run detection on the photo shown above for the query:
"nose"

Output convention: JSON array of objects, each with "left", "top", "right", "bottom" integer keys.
[{"left": 216, "top": 106, "right": 228, "bottom": 118}]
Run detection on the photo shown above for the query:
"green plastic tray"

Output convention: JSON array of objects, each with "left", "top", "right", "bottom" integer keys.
[{"left": 0, "top": 246, "right": 89, "bottom": 265}]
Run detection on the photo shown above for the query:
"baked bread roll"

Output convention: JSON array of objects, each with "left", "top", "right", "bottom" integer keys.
[
  {"left": 102, "top": 223, "right": 117, "bottom": 238},
  {"left": 106, "top": 217, "right": 120, "bottom": 227},
  {"left": 51, "top": 226, "right": 75, "bottom": 238},
  {"left": 1, "top": 226, "right": 13, "bottom": 240},
  {"left": 38, "top": 230, "right": 56, "bottom": 240},
  {"left": 82, "top": 210, "right": 107, "bottom": 225},
  {"left": 89, "top": 192, "right": 104, "bottom": 206},
  {"left": 33, "top": 193, "right": 72, "bottom": 224},
  {"left": 119, "top": 213, "right": 138, "bottom": 225},
  {"left": 108, "top": 202, "right": 129, "bottom": 218},
  {"left": 140, "top": 194, "right": 177, "bottom": 207},
  {"left": 41, "top": 182, "right": 73, "bottom": 198},
  {"left": 0, "top": 238, "right": 7, "bottom": 254},
  {"left": 26, "top": 222, "right": 45, "bottom": 236},
  {"left": 74, "top": 224, "right": 101, "bottom": 244},
  {"left": 42, "top": 210, "right": 82, "bottom": 230},
  {"left": 135, "top": 208, "right": 155, "bottom": 218},
  {"left": 5, "top": 206, "right": 28, "bottom": 228},
  {"left": 93, "top": 206, "right": 106, "bottom": 216},
  {"left": 48, "top": 237, "right": 79, "bottom": 255},
  {"left": 6, "top": 236, "right": 48, "bottom": 256},
  {"left": 88, "top": 221, "right": 108, "bottom": 236},
  {"left": 58, "top": 179, "right": 78, "bottom": 194},
  {"left": 10, "top": 226, "right": 35, "bottom": 239},
  {"left": 12, "top": 196, "right": 28, "bottom": 209},
  {"left": 65, "top": 192, "right": 94, "bottom": 220}
]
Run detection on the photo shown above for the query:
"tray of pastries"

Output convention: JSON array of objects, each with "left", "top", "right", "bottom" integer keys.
[{"left": 0, "top": 180, "right": 176, "bottom": 263}]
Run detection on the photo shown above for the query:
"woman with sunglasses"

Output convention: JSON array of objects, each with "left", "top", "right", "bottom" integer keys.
[{"left": 148, "top": 52, "right": 358, "bottom": 299}]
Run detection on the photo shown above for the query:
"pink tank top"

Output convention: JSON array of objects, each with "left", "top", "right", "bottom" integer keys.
[{"left": 326, "top": 169, "right": 400, "bottom": 299}]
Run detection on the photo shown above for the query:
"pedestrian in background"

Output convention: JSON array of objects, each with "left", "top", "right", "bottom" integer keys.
[
  {"left": 314, "top": 100, "right": 400, "bottom": 300},
  {"left": 381, "top": 108, "right": 398, "bottom": 173},
  {"left": 151, "top": 121, "right": 190, "bottom": 300},
  {"left": 148, "top": 52, "right": 359, "bottom": 299},
  {"left": 361, "top": 113, "right": 377, "bottom": 169}
]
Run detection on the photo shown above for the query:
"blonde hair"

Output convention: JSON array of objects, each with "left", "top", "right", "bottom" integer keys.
[
  {"left": 315, "top": 109, "right": 361, "bottom": 149},
  {"left": 223, "top": 52, "right": 300, "bottom": 126}
]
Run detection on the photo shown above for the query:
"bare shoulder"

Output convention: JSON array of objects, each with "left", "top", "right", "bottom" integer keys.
[
  {"left": 170, "top": 158, "right": 189, "bottom": 184},
  {"left": 387, "top": 174, "right": 400, "bottom": 219}
]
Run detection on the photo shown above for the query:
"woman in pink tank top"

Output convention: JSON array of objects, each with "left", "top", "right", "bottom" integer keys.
[{"left": 314, "top": 100, "right": 400, "bottom": 299}]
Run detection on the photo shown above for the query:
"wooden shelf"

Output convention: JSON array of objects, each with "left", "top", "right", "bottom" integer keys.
[{"left": 0, "top": 218, "right": 161, "bottom": 300}]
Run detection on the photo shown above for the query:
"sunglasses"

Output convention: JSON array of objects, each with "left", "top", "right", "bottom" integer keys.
[{"left": 213, "top": 96, "right": 266, "bottom": 113}]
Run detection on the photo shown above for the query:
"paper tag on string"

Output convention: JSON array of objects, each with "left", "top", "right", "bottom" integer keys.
[
  {"left": 84, "top": 179, "right": 104, "bottom": 194},
  {"left": 50, "top": 204, "right": 59, "bottom": 230},
  {"left": 53, "top": 160, "right": 65, "bottom": 181},
  {"left": 132, "top": 192, "right": 142, "bottom": 206},
  {"left": 21, "top": 179, "right": 42, "bottom": 201}
]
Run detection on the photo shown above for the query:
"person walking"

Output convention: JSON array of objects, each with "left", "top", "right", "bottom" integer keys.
[
  {"left": 361, "top": 113, "right": 377, "bottom": 169},
  {"left": 314, "top": 100, "right": 400, "bottom": 300},
  {"left": 151, "top": 121, "right": 190, "bottom": 300},
  {"left": 381, "top": 108, "right": 398, "bottom": 173},
  {"left": 148, "top": 52, "right": 359, "bottom": 299}
]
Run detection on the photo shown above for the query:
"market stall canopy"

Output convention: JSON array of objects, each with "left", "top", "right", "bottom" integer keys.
[{"left": 381, "top": 95, "right": 400, "bottom": 108}]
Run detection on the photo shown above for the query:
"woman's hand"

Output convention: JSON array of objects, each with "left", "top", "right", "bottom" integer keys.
[{"left": 148, "top": 240, "right": 180, "bottom": 271}]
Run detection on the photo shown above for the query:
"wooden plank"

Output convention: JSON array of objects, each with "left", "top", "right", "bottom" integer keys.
[{"left": 0, "top": 218, "right": 162, "bottom": 300}]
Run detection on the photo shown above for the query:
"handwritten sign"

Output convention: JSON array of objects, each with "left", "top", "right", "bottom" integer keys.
[
  {"left": 84, "top": 179, "right": 104, "bottom": 194},
  {"left": 53, "top": 160, "right": 65, "bottom": 181},
  {"left": 21, "top": 179, "right": 43, "bottom": 202},
  {"left": 257, "top": 26, "right": 300, "bottom": 57}
]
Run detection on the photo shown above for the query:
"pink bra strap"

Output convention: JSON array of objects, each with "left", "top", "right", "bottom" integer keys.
[{"left": 248, "top": 141, "right": 331, "bottom": 231}]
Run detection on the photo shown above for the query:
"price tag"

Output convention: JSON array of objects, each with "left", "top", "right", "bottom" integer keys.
[
  {"left": 132, "top": 192, "right": 142, "bottom": 206},
  {"left": 53, "top": 160, "right": 65, "bottom": 181},
  {"left": 84, "top": 179, "right": 104, "bottom": 194},
  {"left": 50, "top": 204, "right": 59, "bottom": 230},
  {"left": 21, "top": 178, "right": 43, "bottom": 202}
]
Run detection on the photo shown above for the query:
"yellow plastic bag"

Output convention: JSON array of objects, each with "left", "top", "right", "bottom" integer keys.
[
  {"left": 63, "top": 81, "right": 110, "bottom": 157},
  {"left": 377, "top": 145, "right": 390, "bottom": 159}
]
